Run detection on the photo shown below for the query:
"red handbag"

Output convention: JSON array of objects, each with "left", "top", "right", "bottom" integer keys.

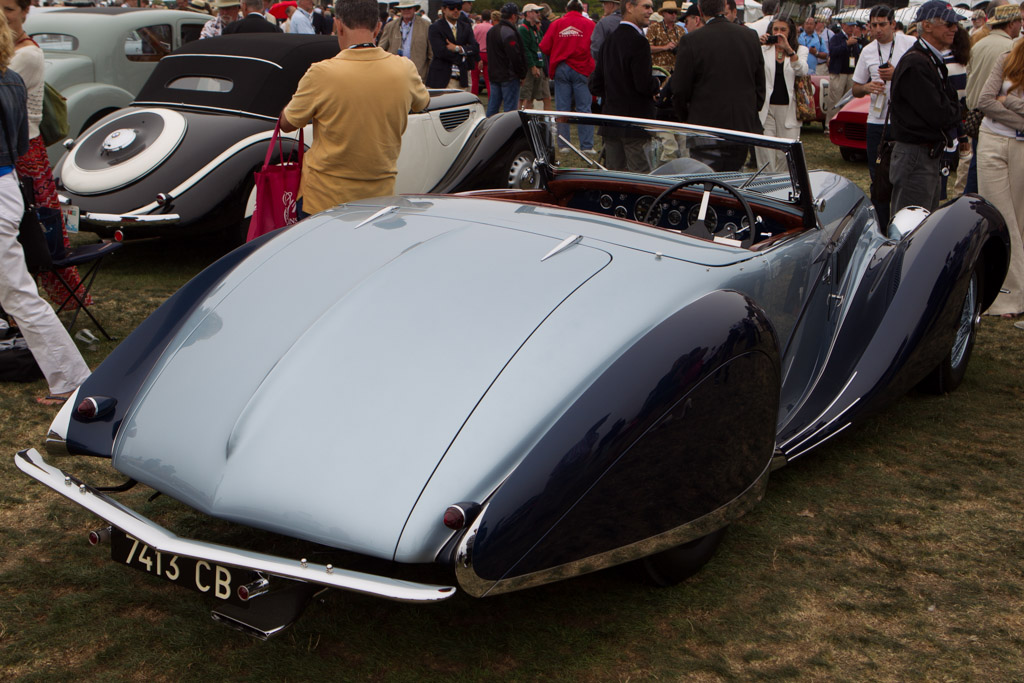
[{"left": 245, "top": 121, "right": 304, "bottom": 242}]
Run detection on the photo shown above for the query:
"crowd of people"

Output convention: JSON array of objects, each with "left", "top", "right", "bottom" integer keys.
[{"left": 2, "top": 0, "right": 1024, "bottom": 409}]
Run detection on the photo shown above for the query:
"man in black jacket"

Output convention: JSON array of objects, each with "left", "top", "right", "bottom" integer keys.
[
  {"left": 486, "top": 3, "right": 526, "bottom": 116},
  {"left": 590, "top": 0, "right": 660, "bottom": 171},
  {"left": 670, "top": 0, "right": 763, "bottom": 171},
  {"left": 223, "top": 0, "right": 282, "bottom": 33},
  {"left": 425, "top": 0, "right": 480, "bottom": 89},
  {"left": 888, "top": 1, "right": 962, "bottom": 215}
]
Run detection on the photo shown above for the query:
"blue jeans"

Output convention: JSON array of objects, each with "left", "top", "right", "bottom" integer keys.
[
  {"left": 487, "top": 79, "right": 520, "bottom": 117},
  {"left": 553, "top": 62, "right": 594, "bottom": 149}
]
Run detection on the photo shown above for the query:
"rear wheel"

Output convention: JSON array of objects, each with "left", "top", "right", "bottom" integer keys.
[
  {"left": 635, "top": 527, "right": 728, "bottom": 587},
  {"left": 922, "top": 268, "right": 981, "bottom": 394}
]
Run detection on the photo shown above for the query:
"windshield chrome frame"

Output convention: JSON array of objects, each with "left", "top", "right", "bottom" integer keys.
[{"left": 517, "top": 109, "right": 817, "bottom": 230}]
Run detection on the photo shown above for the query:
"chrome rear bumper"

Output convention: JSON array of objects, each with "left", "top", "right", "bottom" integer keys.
[
  {"left": 14, "top": 449, "right": 456, "bottom": 603},
  {"left": 82, "top": 212, "right": 181, "bottom": 228}
]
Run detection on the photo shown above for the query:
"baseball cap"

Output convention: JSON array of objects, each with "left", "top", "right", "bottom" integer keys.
[{"left": 915, "top": 1, "right": 959, "bottom": 24}]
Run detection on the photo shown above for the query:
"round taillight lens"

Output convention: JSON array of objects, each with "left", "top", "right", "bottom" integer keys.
[
  {"left": 76, "top": 398, "right": 97, "bottom": 419},
  {"left": 443, "top": 505, "right": 466, "bottom": 530}
]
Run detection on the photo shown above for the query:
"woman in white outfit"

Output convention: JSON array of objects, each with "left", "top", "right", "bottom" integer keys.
[
  {"left": 755, "top": 17, "right": 808, "bottom": 174},
  {"left": 977, "top": 40, "right": 1024, "bottom": 318},
  {"left": 0, "top": 14, "right": 90, "bottom": 404}
]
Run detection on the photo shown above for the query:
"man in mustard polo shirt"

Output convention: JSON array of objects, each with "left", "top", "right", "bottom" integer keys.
[{"left": 280, "top": 0, "right": 430, "bottom": 216}]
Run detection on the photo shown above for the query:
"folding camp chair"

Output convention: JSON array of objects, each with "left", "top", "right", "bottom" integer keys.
[{"left": 45, "top": 239, "right": 123, "bottom": 341}]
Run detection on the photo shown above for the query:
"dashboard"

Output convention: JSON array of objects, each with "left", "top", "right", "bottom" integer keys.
[{"left": 564, "top": 187, "right": 787, "bottom": 245}]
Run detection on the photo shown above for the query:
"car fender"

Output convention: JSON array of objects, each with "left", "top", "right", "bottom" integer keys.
[
  {"left": 428, "top": 110, "right": 527, "bottom": 193},
  {"left": 776, "top": 194, "right": 1010, "bottom": 458},
  {"left": 62, "top": 82, "right": 134, "bottom": 137},
  {"left": 454, "top": 289, "right": 780, "bottom": 596}
]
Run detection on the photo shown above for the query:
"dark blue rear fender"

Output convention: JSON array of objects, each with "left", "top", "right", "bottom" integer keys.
[
  {"left": 777, "top": 194, "right": 1009, "bottom": 456},
  {"left": 467, "top": 290, "right": 779, "bottom": 585}
]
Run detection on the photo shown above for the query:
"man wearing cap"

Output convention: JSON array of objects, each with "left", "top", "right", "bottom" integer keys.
[
  {"left": 200, "top": 0, "right": 242, "bottom": 38},
  {"left": 962, "top": 2, "right": 1022, "bottom": 194},
  {"left": 682, "top": 3, "right": 703, "bottom": 33},
  {"left": 591, "top": 0, "right": 660, "bottom": 171},
  {"left": 825, "top": 17, "right": 862, "bottom": 132},
  {"left": 671, "top": 0, "right": 763, "bottom": 171},
  {"left": 379, "top": 1, "right": 432, "bottom": 80},
  {"left": 224, "top": 0, "right": 281, "bottom": 32},
  {"left": 288, "top": 0, "right": 316, "bottom": 33},
  {"left": 486, "top": 3, "right": 526, "bottom": 115},
  {"left": 425, "top": 0, "right": 480, "bottom": 89},
  {"left": 888, "top": 0, "right": 962, "bottom": 215},
  {"left": 279, "top": 0, "right": 429, "bottom": 214},
  {"left": 648, "top": 1, "right": 684, "bottom": 70},
  {"left": 519, "top": 3, "right": 550, "bottom": 109},
  {"left": 591, "top": 0, "right": 621, "bottom": 61},
  {"left": 539, "top": 0, "right": 595, "bottom": 150}
]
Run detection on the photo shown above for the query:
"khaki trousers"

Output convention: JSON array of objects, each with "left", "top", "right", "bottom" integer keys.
[{"left": 978, "top": 129, "right": 1024, "bottom": 315}]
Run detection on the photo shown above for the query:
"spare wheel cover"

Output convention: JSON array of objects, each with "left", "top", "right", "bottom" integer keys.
[{"left": 61, "top": 109, "right": 187, "bottom": 195}]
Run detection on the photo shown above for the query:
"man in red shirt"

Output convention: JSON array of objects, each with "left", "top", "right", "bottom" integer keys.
[{"left": 539, "top": 0, "right": 595, "bottom": 151}]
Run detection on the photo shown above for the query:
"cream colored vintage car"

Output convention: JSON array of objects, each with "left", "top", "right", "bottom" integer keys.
[{"left": 25, "top": 6, "right": 210, "bottom": 165}]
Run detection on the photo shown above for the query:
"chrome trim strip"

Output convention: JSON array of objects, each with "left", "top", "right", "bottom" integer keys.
[
  {"left": 353, "top": 205, "right": 399, "bottom": 229},
  {"left": 785, "top": 421, "right": 852, "bottom": 462},
  {"left": 131, "top": 102, "right": 278, "bottom": 122},
  {"left": 159, "top": 54, "right": 284, "bottom": 69},
  {"left": 778, "top": 371, "right": 858, "bottom": 450},
  {"left": 541, "top": 234, "right": 581, "bottom": 261},
  {"left": 454, "top": 460, "right": 771, "bottom": 597},
  {"left": 107, "top": 129, "right": 288, "bottom": 218},
  {"left": 83, "top": 212, "right": 181, "bottom": 227},
  {"left": 44, "top": 388, "right": 78, "bottom": 457},
  {"left": 15, "top": 449, "right": 456, "bottom": 603},
  {"left": 783, "top": 397, "right": 859, "bottom": 456}
]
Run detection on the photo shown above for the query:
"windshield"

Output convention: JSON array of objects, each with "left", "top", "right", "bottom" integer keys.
[{"left": 522, "top": 110, "right": 807, "bottom": 208}]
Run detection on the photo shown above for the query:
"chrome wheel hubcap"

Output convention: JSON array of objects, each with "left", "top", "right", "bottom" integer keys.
[{"left": 507, "top": 153, "right": 537, "bottom": 189}]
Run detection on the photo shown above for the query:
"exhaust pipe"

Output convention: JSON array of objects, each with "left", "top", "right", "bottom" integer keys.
[{"left": 210, "top": 582, "right": 322, "bottom": 640}]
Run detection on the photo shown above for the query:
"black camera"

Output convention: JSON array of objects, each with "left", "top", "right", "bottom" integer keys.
[
  {"left": 879, "top": 61, "right": 891, "bottom": 69},
  {"left": 765, "top": 34, "right": 779, "bottom": 44}
]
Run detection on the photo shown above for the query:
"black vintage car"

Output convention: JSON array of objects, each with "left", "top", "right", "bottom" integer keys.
[{"left": 55, "top": 34, "right": 532, "bottom": 242}]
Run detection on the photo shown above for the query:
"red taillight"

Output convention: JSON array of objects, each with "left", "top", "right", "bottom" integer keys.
[
  {"left": 75, "top": 396, "right": 116, "bottom": 421},
  {"left": 88, "top": 527, "right": 111, "bottom": 546},
  {"left": 113, "top": 230, "right": 124, "bottom": 242},
  {"left": 237, "top": 577, "right": 270, "bottom": 602},
  {"left": 443, "top": 505, "right": 466, "bottom": 530},
  {"left": 77, "top": 397, "right": 97, "bottom": 419}
]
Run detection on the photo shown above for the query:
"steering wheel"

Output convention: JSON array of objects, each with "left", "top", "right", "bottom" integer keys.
[{"left": 644, "top": 177, "right": 759, "bottom": 247}]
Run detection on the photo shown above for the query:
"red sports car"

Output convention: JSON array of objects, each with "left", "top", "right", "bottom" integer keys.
[{"left": 829, "top": 94, "right": 869, "bottom": 161}]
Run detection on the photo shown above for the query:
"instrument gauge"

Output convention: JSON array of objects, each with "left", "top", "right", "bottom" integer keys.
[
  {"left": 634, "top": 195, "right": 663, "bottom": 224},
  {"left": 687, "top": 204, "right": 718, "bottom": 232}
]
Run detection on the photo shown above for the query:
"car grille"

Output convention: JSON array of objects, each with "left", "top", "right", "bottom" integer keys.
[
  {"left": 839, "top": 122, "right": 867, "bottom": 142},
  {"left": 439, "top": 108, "right": 471, "bottom": 131}
]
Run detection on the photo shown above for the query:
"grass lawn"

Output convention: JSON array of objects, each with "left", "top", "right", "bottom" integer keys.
[{"left": 0, "top": 125, "right": 1021, "bottom": 681}]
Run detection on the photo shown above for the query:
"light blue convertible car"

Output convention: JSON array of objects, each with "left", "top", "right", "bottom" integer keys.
[{"left": 17, "top": 111, "right": 1009, "bottom": 638}]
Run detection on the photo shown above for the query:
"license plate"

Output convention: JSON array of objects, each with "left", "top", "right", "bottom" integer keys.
[
  {"left": 110, "top": 527, "right": 257, "bottom": 603},
  {"left": 61, "top": 204, "right": 79, "bottom": 233}
]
